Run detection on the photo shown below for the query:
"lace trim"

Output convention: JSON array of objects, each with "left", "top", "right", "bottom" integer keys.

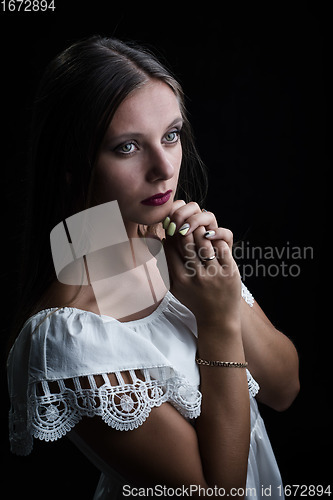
[
  {"left": 9, "top": 367, "right": 259, "bottom": 456},
  {"left": 241, "top": 282, "right": 254, "bottom": 307},
  {"left": 247, "top": 369, "right": 260, "bottom": 397},
  {"left": 9, "top": 370, "right": 202, "bottom": 456}
]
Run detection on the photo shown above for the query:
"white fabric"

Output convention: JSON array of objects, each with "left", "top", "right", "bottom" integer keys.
[{"left": 7, "top": 283, "right": 284, "bottom": 499}]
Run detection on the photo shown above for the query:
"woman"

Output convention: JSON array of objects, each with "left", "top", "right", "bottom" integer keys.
[{"left": 7, "top": 36, "right": 300, "bottom": 499}]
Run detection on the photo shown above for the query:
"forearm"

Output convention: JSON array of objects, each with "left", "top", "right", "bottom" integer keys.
[
  {"left": 195, "top": 321, "right": 250, "bottom": 496},
  {"left": 240, "top": 299, "right": 300, "bottom": 411}
]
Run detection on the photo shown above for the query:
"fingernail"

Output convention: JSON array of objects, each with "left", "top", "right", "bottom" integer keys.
[
  {"left": 167, "top": 222, "right": 176, "bottom": 236},
  {"left": 163, "top": 216, "right": 170, "bottom": 230},
  {"left": 178, "top": 223, "right": 190, "bottom": 236},
  {"left": 204, "top": 230, "right": 216, "bottom": 239}
]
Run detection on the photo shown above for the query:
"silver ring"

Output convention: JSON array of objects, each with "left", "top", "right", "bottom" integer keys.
[{"left": 201, "top": 254, "right": 216, "bottom": 262}]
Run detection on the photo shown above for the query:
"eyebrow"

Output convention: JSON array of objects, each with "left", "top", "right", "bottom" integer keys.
[
  {"left": 107, "top": 116, "right": 184, "bottom": 144},
  {"left": 166, "top": 116, "right": 184, "bottom": 129}
]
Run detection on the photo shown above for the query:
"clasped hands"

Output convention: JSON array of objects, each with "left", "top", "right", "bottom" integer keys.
[{"left": 162, "top": 201, "right": 242, "bottom": 324}]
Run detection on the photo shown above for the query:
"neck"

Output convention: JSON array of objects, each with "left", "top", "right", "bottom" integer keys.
[{"left": 125, "top": 221, "right": 141, "bottom": 239}]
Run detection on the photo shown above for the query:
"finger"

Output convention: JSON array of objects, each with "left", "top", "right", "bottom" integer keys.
[
  {"left": 180, "top": 211, "right": 218, "bottom": 237},
  {"left": 170, "top": 205, "right": 218, "bottom": 237},
  {"left": 191, "top": 225, "right": 217, "bottom": 262},
  {"left": 214, "top": 240, "right": 239, "bottom": 279},
  {"left": 165, "top": 232, "right": 203, "bottom": 285},
  {"left": 205, "top": 227, "right": 233, "bottom": 269},
  {"left": 163, "top": 201, "right": 200, "bottom": 237},
  {"left": 204, "top": 227, "right": 234, "bottom": 251},
  {"left": 162, "top": 200, "right": 186, "bottom": 234},
  {"left": 170, "top": 201, "right": 202, "bottom": 230},
  {"left": 177, "top": 224, "right": 220, "bottom": 274},
  {"left": 169, "top": 199, "right": 186, "bottom": 216},
  {"left": 181, "top": 232, "right": 208, "bottom": 273}
]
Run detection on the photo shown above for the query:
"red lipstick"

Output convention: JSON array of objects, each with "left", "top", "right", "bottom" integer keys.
[{"left": 141, "top": 190, "right": 172, "bottom": 206}]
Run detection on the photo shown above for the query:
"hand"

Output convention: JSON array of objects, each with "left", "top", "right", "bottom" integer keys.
[{"left": 163, "top": 201, "right": 241, "bottom": 327}]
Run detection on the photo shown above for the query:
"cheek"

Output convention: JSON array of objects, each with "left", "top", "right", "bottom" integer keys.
[
  {"left": 92, "top": 156, "right": 143, "bottom": 205},
  {"left": 177, "top": 147, "right": 182, "bottom": 167},
  {"left": 170, "top": 144, "right": 182, "bottom": 174},
  {"left": 92, "top": 161, "right": 124, "bottom": 203},
  {"left": 174, "top": 147, "right": 182, "bottom": 177}
]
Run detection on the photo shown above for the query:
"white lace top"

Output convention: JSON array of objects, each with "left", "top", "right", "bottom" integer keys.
[{"left": 7, "top": 284, "right": 284, "bottom": 499}]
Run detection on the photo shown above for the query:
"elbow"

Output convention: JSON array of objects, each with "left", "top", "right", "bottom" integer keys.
[
  {"left": 268, "top": 349, "right": 301, "bottom": 412},
  {"left": 258, "top": 369, "right": 300, "bottom": 412},
  {"left": 271, "top": 378, "right": 300, "bottom": 412}
]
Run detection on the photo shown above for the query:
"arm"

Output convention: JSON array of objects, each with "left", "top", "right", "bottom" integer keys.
[
  {"left": 74, "top": 203, "right": 251, "bottom": 497},
  {"left": 167, "top": 202, "right": 299, "bottom": 412},
  {"left": 74, "top": 401, "right": 209, "bottom": 491},
  {"left": 164, "top": 204, "right": 251, "bottom": 493},
  {"left": 195, "top": 319, "right": 250, "bottom": 491},
  {"left": 75, "top": 317, "right": 250, "bottom": 496},
  {"left": 240, "top": 297, "right": 300, "bottom": 411},
  {"left": 75, "top": 326, "right": 249, "bottom": 497}
]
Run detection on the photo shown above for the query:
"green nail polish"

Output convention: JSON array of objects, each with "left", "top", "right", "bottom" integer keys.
[
  {"left": 163, "top": 216, "right": 170, "bottom": 230},
  {"left": 167, "top": 221, "right": 176, "bottom": 236},
  {"left": 179, "top": 223, "right": 190, "bottom": 236}
]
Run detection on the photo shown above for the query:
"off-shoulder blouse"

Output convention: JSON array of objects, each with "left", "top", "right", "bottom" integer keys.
[{"left": 7, "top": 284, "right": 284, "bottom": 499}]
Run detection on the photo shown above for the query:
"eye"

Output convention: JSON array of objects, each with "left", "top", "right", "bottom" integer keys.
[
  {"left": 163, "top": 130, "right": 180, "bottom": 144},
  {"left": 114, "top": 142, "right": 137, "bottom": 155}
]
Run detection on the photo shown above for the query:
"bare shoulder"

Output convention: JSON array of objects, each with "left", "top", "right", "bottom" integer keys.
[{"left": 36, "top": 280, "right": 100, "bottom": 315}]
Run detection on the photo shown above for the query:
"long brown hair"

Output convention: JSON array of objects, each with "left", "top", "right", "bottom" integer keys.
[{"left": 8, "top": 35, "right": 208, "bottom": 349}]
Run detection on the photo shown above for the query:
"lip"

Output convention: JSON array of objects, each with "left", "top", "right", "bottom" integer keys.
[{"left": 141, "top": 190, "right": 172, "bottom": 206}]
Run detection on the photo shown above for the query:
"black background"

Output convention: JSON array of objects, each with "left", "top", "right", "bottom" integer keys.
[{"left": 1, "top": 1, "right": 330, "bottom": 498}]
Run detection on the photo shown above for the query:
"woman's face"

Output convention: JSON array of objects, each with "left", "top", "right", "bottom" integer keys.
[{"left": 92, "top": 79, "right": 183, "bottom": 236}]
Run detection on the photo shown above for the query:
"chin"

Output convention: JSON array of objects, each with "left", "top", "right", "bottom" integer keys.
[{"left": 123, "top": 202, "right": 172, "bottom": 234}]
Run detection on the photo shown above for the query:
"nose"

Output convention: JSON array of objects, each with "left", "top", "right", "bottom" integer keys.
[{"left": 145, "top": 145, "right": 176, "bottom": 182}]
